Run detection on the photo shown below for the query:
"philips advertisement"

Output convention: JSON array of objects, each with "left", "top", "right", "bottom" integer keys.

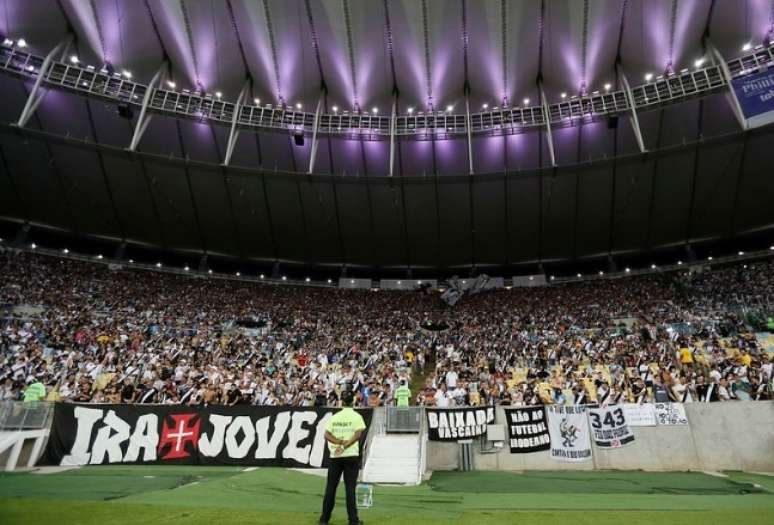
[{"left": 732, "top": 69, "right": 774, "bottom": 128}]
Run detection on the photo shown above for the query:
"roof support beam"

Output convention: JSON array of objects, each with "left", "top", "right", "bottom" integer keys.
[
  {"left": 307, "top": 91, "right": 324, "bottom": 174},
  {"left": 388, "top": 92, "right": 397, "bottom": 177},
  {"left": 705, "top": 38, "right": 747, "bottom": 130},
  {"left": 128, "top": 61, "right": 168, "bottom": 151},
  {"left": 465, "top": 87, "right": 474, "bottom": 175},
  {"left": 538, "top": 81, "right": 556, "bottom": 167},
  {"left": 16, "top": 34, "right": 72, "bottom": 128},
  {"left": 616, "top": 64, "right": 647, "bottom": 154},
  {"left": 223, "top": 78, "right": 251, "bottom": 166}
]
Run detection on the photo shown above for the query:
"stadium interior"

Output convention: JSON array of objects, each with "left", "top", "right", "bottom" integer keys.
[{"left": 0, "top": 1, "right": 773, "bottom": 524}]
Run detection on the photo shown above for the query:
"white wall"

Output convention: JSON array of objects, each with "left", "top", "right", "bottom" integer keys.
[{"left": 424, "top": 402, "right": 774, "bottom": 472}]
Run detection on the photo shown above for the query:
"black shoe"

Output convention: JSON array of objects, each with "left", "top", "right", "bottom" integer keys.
[
  {"left": 348, "top": 521, "right": 363, "bottom": 525},
  {"left": 318, "top": 521, "right": 329, "bottom": 525}
]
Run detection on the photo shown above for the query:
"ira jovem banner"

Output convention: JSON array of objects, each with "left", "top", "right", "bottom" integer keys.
[
  {"left": 504, "top": 406, "right": 550, "bottom": 453},
  {"left": 546, "top": 405, "right": 592, "bottom": 462},
  {"left": 426, "top": 406, "right": 495, "bottom": 441},
  {"left": 588, "top": 405, "right": 635, "bottom": 448},
  {"left": 41, "top": 403, "right": 372, "bottom": 468}
]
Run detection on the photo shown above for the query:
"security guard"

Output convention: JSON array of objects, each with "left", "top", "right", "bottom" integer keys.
[
  {"left": 395, "top": 379, "right": 411, "bottom": 407},
  {"left": 319, "top": 389, "right": 366, "bottom": 525}
]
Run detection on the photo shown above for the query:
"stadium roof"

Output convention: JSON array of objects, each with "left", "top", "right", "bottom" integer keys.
[{"left": 0, "top": 0, "right": 772, "bottom": 274}]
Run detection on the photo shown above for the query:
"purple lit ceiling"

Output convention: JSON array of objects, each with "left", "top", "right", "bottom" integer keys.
[
  {"left": 3, "top": 0, "right": 773, "bottom": 111},
  {"left": 0, "top": 0, "right": 773, "bottom": 273}
]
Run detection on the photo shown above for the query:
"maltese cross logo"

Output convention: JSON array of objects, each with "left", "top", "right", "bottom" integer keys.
[{"left": 158, "top": 413, "right": 201, "bottom": 460}]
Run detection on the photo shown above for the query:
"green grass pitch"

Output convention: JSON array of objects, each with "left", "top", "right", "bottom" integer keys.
[{"left": 1, "top": 466, "right": 773, "bottom": 524}]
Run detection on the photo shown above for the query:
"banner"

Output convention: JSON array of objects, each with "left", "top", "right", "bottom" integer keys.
[
  {"left": 426, "top": 406, "right": 495, "bottom": 441},
  {"left": 732, "top": 70, "right": 774, "bottom": 129},
  {"left": 546, "top": 405, "right": 592, "bottom": 462},
  {"left": 41, "top": 403, "right": 372, "bottom": 468},
  {"left": 588, "top": 405, "right": 635, "bottom": 448},
  {"left": 654, "top": 402, "right": 689, "bottom": 426},
  {"left": 621, "top": 403, "right": 657, "bottom": 426},
  {"left": 504, "top": 407, "right": 550, "bottom": 453}
]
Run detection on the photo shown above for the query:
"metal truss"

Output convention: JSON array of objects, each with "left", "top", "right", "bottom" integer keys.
[{"left": 1, "top": 42, "right": 772, "bottom": 142}]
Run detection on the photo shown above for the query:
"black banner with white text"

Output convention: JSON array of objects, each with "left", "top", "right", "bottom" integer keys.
[
  {"left": 504, "top": 407, "right": 550, "bottom": 453},
  {"left": 41, "top": 403, "right": 372, "bottom": 468},
  {"left": 426, "top": 406, "right": 495, "bottom": 441}
]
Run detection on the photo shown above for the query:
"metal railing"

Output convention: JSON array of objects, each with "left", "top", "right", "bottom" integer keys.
[
  {"left": 385, "top": 406, "right": 423, "bottom": 433},
  {"left": 1, "top": 41, "right": 772, "bottom": 140},
  {"left": 0, "top": 401, "right": 55, "bottom": 431}
]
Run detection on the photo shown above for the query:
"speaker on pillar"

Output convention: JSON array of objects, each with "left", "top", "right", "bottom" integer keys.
[{"left": 118, "top": 103, "right": 134, "bottom": 120}]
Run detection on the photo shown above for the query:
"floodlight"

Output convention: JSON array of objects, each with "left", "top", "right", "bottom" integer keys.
[
  {"left": 167, "top": 80, "right": 176, "bottom": 88},
  {"left": 17, "top": 38, "right": 26, "bottom": 48},
  {"left": 69, "top": 55, "right": 79, "bottom": 64},
  {"left": 122, "top": 70, "right": 132, "bottom": 78},
  {"left": 644, "top": 73, "right": 653, "bottom": 81}
]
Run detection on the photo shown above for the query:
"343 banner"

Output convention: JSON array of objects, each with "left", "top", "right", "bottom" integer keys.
[
  {"left": 588, "top": 405, "right": 635, "bottom": 448},
  {"left": 41, "top": 403, "right": 372, "bottom": 468}
]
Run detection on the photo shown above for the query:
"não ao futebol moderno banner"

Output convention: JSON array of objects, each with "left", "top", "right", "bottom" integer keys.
[{"left": 41, "top": 403, "right": 372, "bottom": 468}]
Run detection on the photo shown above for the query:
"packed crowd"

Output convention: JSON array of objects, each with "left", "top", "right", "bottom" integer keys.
[{"left": 1, "top": 250, "right": 772, "bottom": 408}]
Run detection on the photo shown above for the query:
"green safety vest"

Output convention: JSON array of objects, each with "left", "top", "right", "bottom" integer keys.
[
  {"left": 767, "top": 317, "right": 774, "bottom": 330},
  {"left": 325, "top": 407, "right": 366, "bottom": 458},
  {"left": 395, "top": 385, "right": 411, "bottom": 407},
  {"left": 23, "top": 382, "right": 46, "bottom": 402}
]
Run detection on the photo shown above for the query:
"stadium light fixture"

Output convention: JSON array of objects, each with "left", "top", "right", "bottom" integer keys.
[
  {"left": 69, "top": 55, "right": 79, "bottom": 64},
  {"left": 625, "top": 267, "right": 631, "bottom": 273},
  {"left": 407, "top": 107, "right": 414, "bottom": 114},
  {"left": 97, "top": 254, "right": 103, "bottom": 260},
  {"left": 644, "top": 73, "right": 653, "bottom": 81},
  {"left": 156, "top": 262, "right": 162, "bottom": 268},
  {"left": 742, "top": 42, "right": 752, "bottom": 51},
  {"left": 30, "top": 243, "right": 36, "bottom": 249},
  {"left": 62, "top": 248, "right": 69, "bottom": 254},
  {"left": 482, "top": 103, "right": 488, "bottom": 109},
  {"left": 2, "top": 38, "right": 12, "bottom": 46},
  {"left": 707, "top": 256, "right": 713, "bottom": 261},
  {"left": 253, "top": 97, "right": 260, "bottom": 105},
  {"left": 236, "top": 272, "right": 240, "bottom": 277},
  {"left": 282, "top": 276, "right": 287, "bottom": 281},
  {"left": 350, "top": 279, "right": 355, "bottom": 284},
  {"left": 215, "top": 91, "right": 222, "bottom": 98},
  {"left": 332, "top": 105, "right": 338, "bottom": 112},
  {"left": 129, "top": 259, "right": 134, "bottom": 263},
  {"left": 327, "top": 279, "right": 332, "bottom": 283},
  {"left": 738, "top": 251, "right": 744, "bottom": 255},
  {"left": 770, "top": 245, "right": 774, "bottom": 250},
  {"left": 523, "top": 98, "right": 530, "bottom": 105},
  {"left": 305, "top": 277, "right": 310, "bottom": 282},
  {"left": 604, "top": 83, "right": 611, "bottom": 91},
  {"left": 576, "top": 273, "right": 582, "bottom": 278},
  {"left": 397, "top": 280, "right": 402, "bottom": 285},
  {"left": 372, "top": 107, "right": 378, "bottom": 114},
  {"left": 550, "top": 276, "right": 555, "bottom": 281},
  {"left": 260, "top": 274, "right": 265, "bottom": 279},
  {"left": 167, "top": 80, "right": 176, "bottom": 89},
  {"left": 17, "top": 38, "right": 26, "bottom": 48},
  {"left": 598, "top": 271, "right": 604, "bottom": 275},
  {"left": 560, "top": 92, "right": 567, "bottom": 99},
  {"left": 677, "top": 260, "right": 683, "bottom": 265},
  {"left": 208, "top": 269, "right": 213, "bottom": 274},
  {"left": 295, "top": 102, "right": 302, "bottom": 109},
  {"left": 446, "top": 105, "right": 453, "bottom": 112},
  {"left": 694, "top": 57, "right": 705, "bottom": 68},
  {"left": 462, "top": 280, "right": 467, "bottom": 284},
  {"left": 650, "top": 264, "right": 656, "bottom": 269},
  {"left": 184, "top": 266, "right": 190, "bottom": 271},
  {"left": 122, "top": 70, "right": 132, "bottom": 79},
  {"left": 529, "top": 276, "right": 534, "bottom": 281}
]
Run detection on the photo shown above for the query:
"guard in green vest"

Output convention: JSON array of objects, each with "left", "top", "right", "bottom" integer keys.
[
  {"left": 23, "top": 380, "right": 46, "bottom": 402},
  {"left": 767, "top": 317, "right": 774, "bottom": 332},
  {"left": 395, "top": 379, "right": 411, "bottom": 408},
  {"left": 319, "top": 389, "right": 366, "bottom": 525}
]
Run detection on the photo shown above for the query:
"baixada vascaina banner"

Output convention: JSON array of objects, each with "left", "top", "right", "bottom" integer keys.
[
  {"left": 41, "top": 403, "right": 372, "bottom": 468},
  {"left": 425, "top": 406, "right": 496, "bottom": 441}
]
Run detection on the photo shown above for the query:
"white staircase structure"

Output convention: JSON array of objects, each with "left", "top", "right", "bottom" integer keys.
[
  {"left": 361, "top": 407, "right": 426, "bottom": 485},
  {"left": 0, "top": 402, "right": 53, "bottom": 471}
]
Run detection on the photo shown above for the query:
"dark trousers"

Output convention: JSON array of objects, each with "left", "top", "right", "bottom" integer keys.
[{"left": 320, "top": 457, "right": 359, "bottom": 524}]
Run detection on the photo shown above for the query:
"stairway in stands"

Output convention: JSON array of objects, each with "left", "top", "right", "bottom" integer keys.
[{"left": 361, "top": 407, "right": 425, "bottom": 485}]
